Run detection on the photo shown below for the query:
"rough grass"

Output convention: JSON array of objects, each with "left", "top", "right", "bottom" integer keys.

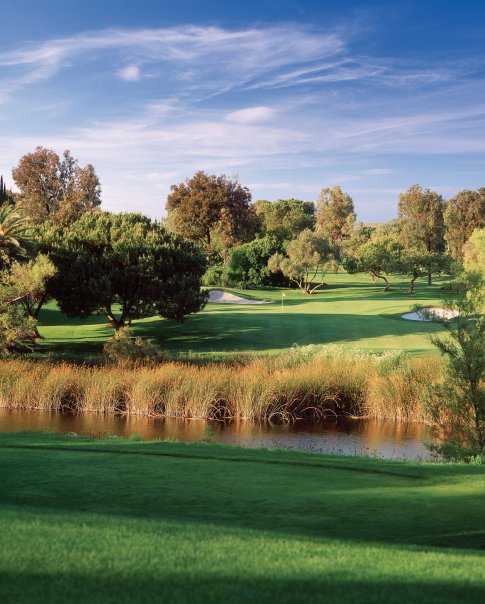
[
  {"left": 1, "top": 433, "right": 485, "bottom": 604},
  {"left": 34, "top": 272, "right": 452, "bottom": 362},
  {"left": 0, "top": 349, "right": 442, "bottom": 422}
]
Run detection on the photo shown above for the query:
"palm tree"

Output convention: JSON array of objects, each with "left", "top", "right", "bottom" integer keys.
[{"left": 0, "top": 205, "right": 31, "bottom": 267}]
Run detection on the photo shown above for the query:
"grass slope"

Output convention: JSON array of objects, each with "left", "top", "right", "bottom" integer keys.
[
  {"left": 0, "top": 433, "right": 484, "bottom": 603},
  {"left": 36, "top": 273, "right": 450, "bottom": 360}
]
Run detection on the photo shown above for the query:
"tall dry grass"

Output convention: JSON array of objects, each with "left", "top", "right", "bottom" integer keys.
[{"left": 0, "top": 349, "right": 443, "bottom": 423}]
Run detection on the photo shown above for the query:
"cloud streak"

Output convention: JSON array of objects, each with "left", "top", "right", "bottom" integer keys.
[{"left": 0, "top": 25, "right": 345, "bottom": 102}]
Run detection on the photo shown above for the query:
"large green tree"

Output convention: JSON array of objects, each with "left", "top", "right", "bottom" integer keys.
[
  {"left": 45, "top": 212, "right": 207, "bottom": 329},
  {"left": 253, "top": 198, "right": 315, "bottom": 242},
  {"left": 316, "top": 186, "right": 356, "bottom": 244},
  {"left": 398, "top": 185, "right": 445, "bottom": 285},
  {"left": 444, "top": 189, "right": 485, "bottom": 261},
  {"left": 166, "top": 172, "right": 256, "bottom": 254},
  {"left": 12, "top": 147, "right": 101, "bottom": 224}
]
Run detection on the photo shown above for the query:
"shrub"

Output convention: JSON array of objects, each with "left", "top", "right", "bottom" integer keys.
[
  {"left": 226, "top": 235, "right": 287, "bottom": 288},
  {"left": 202, "top": 265, "right": 228, "bottom": 287},
  {"left": 103, "top": 328, "right": 166, "bottom": 366},
  {"left": 427, "top": 272, "right": 485, "bottom": 459}
]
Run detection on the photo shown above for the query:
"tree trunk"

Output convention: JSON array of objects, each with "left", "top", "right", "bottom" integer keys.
[
  {"left": 428, "top": 271, "right": 432, "bottom": 286},
  {"left": 25, "top": 324, "right": 42, "bottom": 339},
  {"left": 370, "top": 271, "right": 390, "bottom": 291},
  {"left": 409, "top": 274, "right": 418, "bottom": 294},
  {"left": 106, "top": 306, "right": 126, "bottom": 330}
]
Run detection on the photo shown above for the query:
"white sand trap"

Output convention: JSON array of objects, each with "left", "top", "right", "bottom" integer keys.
[
  {"left": 402, "top": 307, "right": 459, "bottom": 322},
  {"left": 208, "top": 289, "right": 268, "bottom": 305}
]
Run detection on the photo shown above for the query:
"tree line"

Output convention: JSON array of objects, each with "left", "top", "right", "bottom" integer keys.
[
  {"left": 165, "top": 170, "right": 484, "bottom": 293},
  {"left": 0, "top": 145, "right": 484, "bottom": 352}
]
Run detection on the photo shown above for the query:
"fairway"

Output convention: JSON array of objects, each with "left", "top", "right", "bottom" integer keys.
[
  {"left": 1, "top": 433, "right": 485, "bottom": 603},
  {"left": 36, "top": 273, "right": 451, "bottom": 360}
]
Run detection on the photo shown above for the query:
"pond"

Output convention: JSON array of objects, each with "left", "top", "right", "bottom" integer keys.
[{"left": 0, "top": 409, "right": 436, "bottom": 461}]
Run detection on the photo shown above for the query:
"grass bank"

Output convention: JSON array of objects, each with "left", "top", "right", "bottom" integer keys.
[
  {"left": 0, "top": 349, "right": 441, "bottom": 422},
  {"left": 1, "top": 432, "right": 484, "bottom": 603}
]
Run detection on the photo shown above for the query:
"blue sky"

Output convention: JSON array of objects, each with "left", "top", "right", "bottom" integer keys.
[{"left": 1, "top": 0, "right": 485, "bottom": 221}]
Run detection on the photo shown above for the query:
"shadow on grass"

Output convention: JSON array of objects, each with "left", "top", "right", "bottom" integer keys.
[
  {"left": 34, "top": 278, "right": 449, "bottom": 359},
  {"left": 38, "top": 308, "right": 110, "bottom": 328},
  {"left": 1, "top": 570, "right": 484, "bottom": 604},
  {"left": 1, "top": 438, "right": 485, "bottom": 554},
  {"left": 34, "top": 309, "right": 444, "bottom": 358},
  {"left": 133, "top": 311, "right": 444, "bottom": 352}
]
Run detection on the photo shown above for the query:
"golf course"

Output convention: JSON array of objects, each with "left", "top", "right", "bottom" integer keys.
[
  {"left": 35, "top": 273, "right": 450, "bottom": 361},
  {"left": 3, "top": 3, "right": 485, "bottom": 601},
  {"left": 1, "top": 432, "right": 484, "bottom": 604}
]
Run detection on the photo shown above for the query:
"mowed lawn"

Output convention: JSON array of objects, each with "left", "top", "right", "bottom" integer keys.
[
  {"left": 36, "top": 273, "right": 451, "bottom": 360},
  {"left": 1, "top": 433, "right": 485, "bottom": 603}
]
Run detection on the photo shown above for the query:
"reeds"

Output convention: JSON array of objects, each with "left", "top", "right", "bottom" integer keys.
[{"left": 0, "top": 349, "right": 443, "bottom": 423}]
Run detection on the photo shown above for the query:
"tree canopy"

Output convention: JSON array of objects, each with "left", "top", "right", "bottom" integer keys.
[
  {"left": 463, "top": 228, "right": 485, "bottom": 277},
  {"left": 444, "top": 189, "right": 485, "bottom": 261},
  {"left": 268, "top": 229, "right": 331, "bottom": 294},
  {"left": 45, "top": 212, "right": 207, "bottom": 328},
  {"left": 344, "top": 225, "right": 402, "bottom": 290},
  {"left": 12, "top": 147, "right": 101, "bottom": 224},
  {"left": 253, "top": 198, "right": 315, "bottom": 242},
  {"left": 316, "top": 186, "right": 355, "bottom": 244},
  {"left": 6, "top": 254, "right": 56, "bottom": 322},
  {"left": 166, "top": 171, "right": 257, "bottom": 254},
  {"left": 227, "top": 235, "right": 287, "bottom": 288},
  {"left": 398, "top": 185, "right": 445, "bottom": 284}
]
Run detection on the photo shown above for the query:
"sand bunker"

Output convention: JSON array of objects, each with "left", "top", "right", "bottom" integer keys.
[
  {"left": 208, "top": 289, "right": 268, "bottom": 305},
  {"left": 401, "top": 307, "right": 459, "bottom": 322}
]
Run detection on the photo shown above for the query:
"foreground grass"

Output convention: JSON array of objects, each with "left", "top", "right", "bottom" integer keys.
[
  {"left": 35, "top": 273, "right": 451, "bottom": 361},
  {"left": 1, "top": 433, "right": 484, "bottom": 603}
]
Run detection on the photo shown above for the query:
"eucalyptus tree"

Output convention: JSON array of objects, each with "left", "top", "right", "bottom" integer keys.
[
  {"left": 254, "top": 198, "right": 315, "bottom": 242},
  {"left": 444, "top": 189, "right": 485, "bottom": 261},
  {"left": 398, "top": 185, "right": 445, "bottom": 285},
  {"left": 316, "top": 186, "right": 356, "bottom": 244}
]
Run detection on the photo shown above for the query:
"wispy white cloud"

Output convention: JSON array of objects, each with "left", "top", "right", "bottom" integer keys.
[
  {"left": 226, "top": 106, "right": 275, "bottom": 124},
  {"left": 117, "top": 64, "right": 141, "bottom": 81},
  {"left": 0, "top": 25, "right": 345, "bottom": 103}
]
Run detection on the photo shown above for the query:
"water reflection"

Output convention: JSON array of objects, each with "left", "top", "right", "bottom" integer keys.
[{"left": 0, "top": 409, "right": 435, "bottom": 461}]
